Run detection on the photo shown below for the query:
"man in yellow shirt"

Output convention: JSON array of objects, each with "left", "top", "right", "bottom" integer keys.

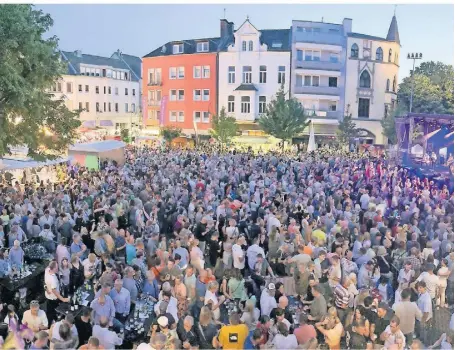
[{"left": 213, "top": 313, "right": 248, "bottom": 350}]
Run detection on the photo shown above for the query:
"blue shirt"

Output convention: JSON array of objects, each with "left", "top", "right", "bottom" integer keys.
[
  {"left": 243, "top": 331, "right": 256, "bottom": 350},
  {"left": 142, "top": 279, "right": 159, "bottom": 299},
  {"left": 109, "top": 287, "right": 131, "bottom": 315},
  {"left": 173, "top": 247, "right": 189, "bottom": 266},
  {"left": 9, "top": 247, "right": 24, "bottom": 268},
  {"left": 0, "top": 259, "right": 10, "bottom": 277},
  {"left": 70, "top": 242, "right": 87, "bottom": 260},
  {"left": 195, "top": 279, "right": 207, "bottom": 300},
  {"left": 122, "top": 277, "right": 138, "bottom": 302},
  {"left": 90, "top": 295, "right": 116, "bottom": 324},
  {"left": 126, "top": 244, "right": 136, "bottom": 265}
]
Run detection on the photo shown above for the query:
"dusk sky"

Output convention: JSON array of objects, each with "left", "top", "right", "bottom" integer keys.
[{"left": 39, "top": 4, "right": 453, "bottom": 81}]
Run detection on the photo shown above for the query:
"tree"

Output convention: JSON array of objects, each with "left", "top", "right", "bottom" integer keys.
[
  {"left": 160, "top": 125, "right": 182, "bottom": 143},
  {"left": 336, "top": 108, "right": 359, "bottom": 145},
  {"left": 397, "top": 61, "right": 454, "bottom": 114},
  {"left": 258, "top": 85, "right": 310, "bottom": 151},
  {"left": 209, "top": 107, "right": 238, "bottom": 148},
  {"left": 0, "top": 5, "right": 80, "bottom": 160},
  {"left": 120, "top": 127, "right": 129, "bottom": 143},
  {"left": 380, "top": 105, "right": 407, "bottom": 145}
]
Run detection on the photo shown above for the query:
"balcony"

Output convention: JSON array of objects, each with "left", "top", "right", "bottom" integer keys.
[
  {"left": 294, "top": 85, "right": 341, "bottom": 97},
  {"left": 147, "top": 81, "right": 162, "bottom": 86},
  {"left": 147, "top": 100, "right": 161, "bottom": 106},
  {"left": 293, "top": 31, "right": 344, "bottom": 46},
  {"left": 304, "top": 110, "right": 341, "bottom": 120},
  {"left": 294, "top": 59, "right": 342, "bottom": 72}
]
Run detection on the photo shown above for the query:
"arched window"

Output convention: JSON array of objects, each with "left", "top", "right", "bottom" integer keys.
[
  {"left": 386, "top": 79, "right": 390, "bottom": 91},
  {"left": 248, "top": 40, "right": 253, "bottom": 51},
  {"left": 392, "top": 76, "right": 397, "bottom": 92},
  {"left": 242, "top": 41, "right": 246, "bottom": 51},
  {"left": 376, "top": 47, "right": 383, "bottom": 61},
  {"left": 388, "top": 49, "right": 392, "bottom": 62},
  {"left": 351, "top": 44, "right": 359, "bottom": 58},
  {"left": 359, "top": 70, "right": 371, "bottom": 88}
]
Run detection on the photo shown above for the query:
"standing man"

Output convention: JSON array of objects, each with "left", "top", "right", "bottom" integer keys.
[
  {"left": 45, "top": 261, "right": 69, "bottom": 323},
  {"left": 109, "top": 279, "right": 131, "bottom": 323},
  {"left": 393, "top": 288, "right": 422, "bottom": 346}
]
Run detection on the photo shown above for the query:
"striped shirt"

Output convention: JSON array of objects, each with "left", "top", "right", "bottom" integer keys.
[{"left": 334, "top": 284, "right": 350, "bottom": 309}]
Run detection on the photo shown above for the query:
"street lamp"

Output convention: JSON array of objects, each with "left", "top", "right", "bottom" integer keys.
[{"left": 407, "top": 52, "right": 423, "bottom": 113}]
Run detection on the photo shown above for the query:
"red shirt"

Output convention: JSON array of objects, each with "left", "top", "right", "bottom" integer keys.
[{"left": 293, "top": 324, "right": 317, "bottom": 345}]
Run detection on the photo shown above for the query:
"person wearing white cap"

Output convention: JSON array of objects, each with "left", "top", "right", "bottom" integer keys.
[
  {"left": 260, "top": 283, "right": 277, "bottom": 317},
  {"left": 150, "top": 316, "right": 178, "bottom": 348}
]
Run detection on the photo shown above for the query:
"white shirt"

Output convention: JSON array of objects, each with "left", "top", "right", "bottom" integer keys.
[
  {"left": 136, "top": 344, "right": 155, "bottom": 350},
  {"left": 22, "top": 309, "right": 48, "bottom": 330},
  {"left": 273, "top": 334, "right": 298, "bottom": 349},
  {"left": 232, "top": 244, "right": 245, "bottom": 269},
  {"left": 267, "top": 215, "right": 281, "bottom": 234},
  {"left": 382, "top": 326, "right": 406, "bottom": 349},
  {"left": 92, "top": 325, "right": 123, "bottom": 350},
  {"left": 260, "top": 289, "right": 277, "bottom": 317},
  {"left": 417, "top": 272, "right": 439, "bottom": 299},
  {"left": 45, "top": 268, "right": 59, "bottom": 300},
  {"left": 51, "top": 320, "right": 78, "bottom": 341},
  {"left": 154, "top": 297, "right": 179, "bottom": 323},
  {"left": 246, "top": 244, "right": 265, "bottom": 270}
]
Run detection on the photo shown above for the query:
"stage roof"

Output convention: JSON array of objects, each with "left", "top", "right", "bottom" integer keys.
[{"left": 69, "top": 140, "right": 126, "bottom": 153}]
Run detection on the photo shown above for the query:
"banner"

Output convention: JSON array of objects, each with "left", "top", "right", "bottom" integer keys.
[
  {"left": 160, "top": 96, "right": 168, "bottom": 127},
  {"left": 142, "top": 95, "right": 147, "bottom": 127}
]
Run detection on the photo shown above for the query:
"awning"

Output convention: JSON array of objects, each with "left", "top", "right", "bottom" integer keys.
[
  {"left": 82, "top": 120, "right": 96, "bottom": 128},
  {"left": 234, "top": 84, "right": 258, "bottom": 91},
  {"left": 99, "top": 120, "right": 114, "bottom": 127}
]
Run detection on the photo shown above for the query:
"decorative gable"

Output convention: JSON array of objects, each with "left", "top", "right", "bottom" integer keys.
[{"left": 228, "top": 19, "right": 267, "bottom": 53}]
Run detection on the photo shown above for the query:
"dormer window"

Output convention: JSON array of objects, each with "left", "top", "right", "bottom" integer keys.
[
  {"left": 271, "top": 41, "right": 282, "bottom": 48},
  {"left": 173, "top": 44, "right": 184, "bottom": 54},
  {"left": 197, "top": 41, "right": 209, "bottom": 52},
  {"left": 248, "top": 41, "right": 253, "bottom": 51}
]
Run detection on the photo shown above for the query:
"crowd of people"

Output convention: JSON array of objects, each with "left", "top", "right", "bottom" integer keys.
[{"left": 0, "top": 144, "right": 453, "bottom": 350}]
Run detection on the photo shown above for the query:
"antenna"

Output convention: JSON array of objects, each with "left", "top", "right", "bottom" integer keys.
[
  {"left": 321, "top": 17, "right": 324, "bottom": 22},
  {"left": 223, "top": 8, "right": 226, "bottom": 19},
  {"left": 394, "top": 5, "right": 397, "bottom": 16}
]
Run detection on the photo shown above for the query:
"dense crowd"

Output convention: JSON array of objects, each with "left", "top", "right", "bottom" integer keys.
[{"left": 0, "top": 145, "right": 453, "bottom": 350}]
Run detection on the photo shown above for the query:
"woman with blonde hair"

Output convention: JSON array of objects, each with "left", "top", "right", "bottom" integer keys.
[
  {"left": 315, "top": 307, "right": 344, "bottom": 350},
  {"left": 240, "top": 297, "right": 259, "bottom": 330},
  {"left": 204, "top": 281, "right": 225, "bottom": 321}
]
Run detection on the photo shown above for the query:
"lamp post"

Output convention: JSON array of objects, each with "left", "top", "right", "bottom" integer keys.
[{"left": 407, "top": 52, "right": 423, "bottom": 113}]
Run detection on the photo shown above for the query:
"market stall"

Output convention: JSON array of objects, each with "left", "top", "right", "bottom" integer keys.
[{"left": 68, "top": 140, "right": 126, "bottom": 170}]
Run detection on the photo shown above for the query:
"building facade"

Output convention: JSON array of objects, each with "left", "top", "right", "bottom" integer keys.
[
  {"left": 54, "top": 50, "right": 142, "bottom": 135},
  {"left": 218, "top": 19, "right": 290, "bottom": 137}
]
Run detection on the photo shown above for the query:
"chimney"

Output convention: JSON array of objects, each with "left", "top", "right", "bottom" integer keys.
[
  {"left": 342, "top": 18, "right": 352, "bottom": 34},
  {"left": 220, "top": 19, "right": 234, "bottom": 39},
  {"left": 74, "top": 50, "right": 82, "bottom": 58}
]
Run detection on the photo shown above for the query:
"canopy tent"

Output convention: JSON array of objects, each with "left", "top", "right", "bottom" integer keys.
[
  {"left": 68, "top": 140, "right": 126, "bottom": 170},
  {"left": 0, "top": 157, "right": 68, "bottom": 170}
]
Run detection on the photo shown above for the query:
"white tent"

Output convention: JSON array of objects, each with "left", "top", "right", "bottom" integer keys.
[{"left": 307, "top": 121, "right": 317, "bottom": 152}]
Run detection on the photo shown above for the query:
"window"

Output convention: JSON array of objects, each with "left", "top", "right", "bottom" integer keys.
[
  {"left": 312, "top": 76, "right": 320, "bottom": 87},
  {"left": 297, "top": 50, "right": 303, "bottom": 61},
  {"left": 178, "top": 90, "right": 185, "bottom": 101},
  {"left": 66, "top": 83, "right": 72, "bottom": 93},
  {"left": 376, "top": 47, "right": 383, "bottom": 61},
  {"left": 178, "top": 67, "right": 185, "bottom": 79},
  {"left": 115, "top": 87, "right": 118, "bottom": 95},
  {"left": 133, "top": 89, "right": 136, "bottom": 96},
  {"left": 259, "top": 66, "right": 267, "bottom": 84},
  {"left": 259, "top": 96, "right": 266, "bottom": 114},
  {"left": 329, "top": 77, "right": 338, "bottom": 87},
  {"left": 305, "top": 50, "right": 321, "bottom": 61},
  {"left": 386, "top": 79, "right": 390, "bottom": 91},
  {"left": 85, "top": 102, "right": 90, "bottom": 112},
  {"left": 248, "top": 41, "right": 253, "bottom": 51},
  {"left": 113, "top": 71, "right": 117, "bottom": 79},
  {"left": 194, "top": 111, "right": 201, "bottom": 122},
  {"left": 228, "top": 96, "right": 235, "bottom": 113},
  {"left": 148, "top": 68, "right": 162, "bottom": 84},
  {"left": 228, "top": 66, "right": 235, "bottom": 84},
  {"left": 358, "top": 98, "right": 370, "bottom": 118},
  {"left": 178, "top": 111, "right": 184, "bottom": 122},
  {"left": 241, "top": 96, "right": 250, "bottom": 113},
  {"left": 104, "top": 86, "right": 106, "bottom": 94},
  {"left": 108, "top": 103, "right": 111, "bottom": 112},
  {"left": 169, "top": 67, "right": 177, "bottom": 79},
  {"left": 170, "top": 111, "right": 177, "bottom": 122},
  {"left": 96, "top": 102, "right": 100, "bottom": 112},
  {"left": 193, "top": 89, "right": 201, "bottom": 101},
  {"left": 173, "top": 44, "right": 183, "bottom": 54},
  {"left": 304, "top": 76, "right": 312, "bottom": 86},
  {"left": 148, "top": 110, "right": 154, "bottom": 120},
  {"left": 194, "top": 66, "right": 201, "bottom": 78},
  {"left": 296, "top": 26, "right": 303, "bottom": 32},
  {"left": 115, "top": 103, "right": 118, "bottom": 112},
  {"left": 329, "top": 101, "right": 337, "bottom": 112},
  {"left": 330, "top": 53, "right": 339, "bottom": 63},
  {"left": 384, "top": 104, "right": 389, "bottom": 119},
  {"left": 157, "top": 90, "right": 162, "bottom": 101},
  {"left": 80, "top": 67, "right": 86, "bottom": 75},
  {"left": 106, "top": 69, "right": 112, "bottom": 78},
  {"left": 243, "top": 66, "right": 252, "bottom": 84},
  {"left": 170, "top": 90, "right": 177, "bottom": 101},
  {"left": 95, "top": 86, "right": 99, "bottom": 94},
  {"left": 202, "top": 112, "right": 209, "bottom": 123},
  {"left": 103, "top": 102, "right": 106, "bottom": 112},
  {"left": 156, "top": 110, "right": 161, "bottom": 122},
  {"left": 242, "top": 41, "right": 247, "bottom": 51},
  {"left": 197, "top": 41, "right": 209, "bottom": 52},
  {"left": 388, "top": 49, "right": 392, "bottom": 62},
  {"left": 202, "top": 89, "right": 210, "bottom": 101},
  {"left": 359, "top": 70, "right": 371, "bottom": 88},
  {"left": 108, "top": 87, "right": 111, "bottom": 94},
  {"left": 149, "top": 90, "right": 156, "bottom": 102},
  {"left": 95, "top": 69, "right": 100, "bottom": 77},
  {"left": 392, "top": 76, "right": 397, "bottom": 92},
  {"left": 351, "top": 44, "right": 359, "bottom": 58},
  {"left": 271, "top": 41, "right": 282, "bottom": 48},
  {"left": 125, "top": 88, "right": 128, "bottom": 96},
  {"left": 78, "top": 102, "right": 83, "bottom": 111},
  {"left": 57, "top": 83, "right": 62, "bottom": 92},
  {"left": 85, "top": 85, "right": 89, "bottom": 92},
  {"left": 278, "top": 66, "right": 286, "bottom": 84},
  {"left": 78, "top": 84, "right": 83, "bottom": 92},
  {"left": 125, "top": 103, "right": 129, "bottom": 112},
  {"left": 203, "top": 66, "right": 210, "bottom": 78}
]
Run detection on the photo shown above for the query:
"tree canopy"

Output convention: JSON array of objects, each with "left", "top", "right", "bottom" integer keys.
[
  {"left": 160, "top": 125, "right": 182, "bottom": 143},
  {"left": 209, "top": 107, "right": 238, "bottom": 146},
  {"left": 0, "top": 4, "right": 80, "bottom": 160},
  {"left": 258, "top": 85, "right": 310, "bottom": 148},
  {"left": 398, "top": 61, "right": 454, "bottom": 115},
  {"left": 336, "top": 111, "right": 358, "bottom": 145}
]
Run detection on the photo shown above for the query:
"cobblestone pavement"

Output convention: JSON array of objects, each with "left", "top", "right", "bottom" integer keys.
[{"left": 426, "top": 307, "right": 452, "bottom": 346}]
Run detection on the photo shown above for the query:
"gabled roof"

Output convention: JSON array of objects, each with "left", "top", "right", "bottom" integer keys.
[
  {"left": 234, "top": 83, "right": 258, "bottom": 91},
  {"left": 143, "top": 37, "right": 224, "bottom": 58},
  {"left": 386, "top": 15, "right": 400, "bottom": 44},
  {"left": 111, "top": 51, "right": 142, "bottom": 80},
  {"left": 60, "top": 51, "right": 141, "bottom": 81}
]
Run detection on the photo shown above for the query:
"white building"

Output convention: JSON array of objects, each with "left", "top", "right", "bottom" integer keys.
[
  {"left": 52, "top": 50, "right": 142, "bottom": 135},
  {"left": 218, "top": 19, "right": 290, "bottom": 136},
  {"left": 344, "top": 15, "right": 400, "bottom": 144}
]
